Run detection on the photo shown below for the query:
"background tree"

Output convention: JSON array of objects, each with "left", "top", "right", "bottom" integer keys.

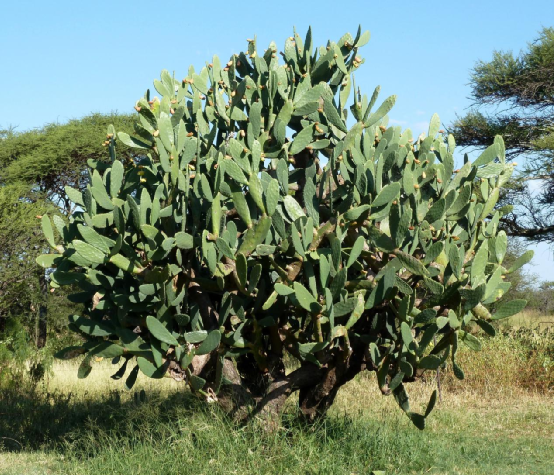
[
  {"left": 0, "top": 113, "right": 137, "bottom": 214},
  {"left": 450, "top": 27, "right": 554, "bottom": 242},
  {"left": 0, "top": 113, "right": 135, "bottom": 348},
  {"left": 0, "top": 184, "right": 50, "bottom": 340}
]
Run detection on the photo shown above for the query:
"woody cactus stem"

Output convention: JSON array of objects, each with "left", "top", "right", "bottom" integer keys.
[{"left": 38, "top": 26, "right": 531, "bottom": 429}]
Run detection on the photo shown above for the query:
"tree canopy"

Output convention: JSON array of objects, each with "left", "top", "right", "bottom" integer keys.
[
  {"left": 0, "top": 113, "right": 136, "bottom": 214},
  {"left": 450, "top": 27, "right": 554, "bottom": 242},
  {"left": 0, "top": 184, "right": 50, "bottom": 334}
]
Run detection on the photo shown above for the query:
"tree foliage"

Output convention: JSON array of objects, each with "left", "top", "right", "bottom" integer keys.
[
  {"left": 450, "top": 27, "right": 554, "bottom": 242},
  {"left": 0, "top": 184, "right": 49, "bottom": 333},
  {"left": 0, "top": 114, "right": 135, "bottom": 346},
  {"left": 42, "top": 28, "right": 531, "bottom": 429},
  {"left": 0, "top": 113, "right": 136, "bottom": 214}
]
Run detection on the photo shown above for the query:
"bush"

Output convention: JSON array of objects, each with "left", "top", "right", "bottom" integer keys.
[{"left": 38, "top": 27, "right": 532, "bottom": 429}]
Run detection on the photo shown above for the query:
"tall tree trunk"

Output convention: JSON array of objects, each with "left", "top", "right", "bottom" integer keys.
[{"left": 36, "top": 271, "right": 47, "bottom": 349}]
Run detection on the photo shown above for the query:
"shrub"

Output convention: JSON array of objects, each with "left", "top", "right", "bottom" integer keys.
[{"left": 38, "top": 27, "right": 531, "bottom": 429}]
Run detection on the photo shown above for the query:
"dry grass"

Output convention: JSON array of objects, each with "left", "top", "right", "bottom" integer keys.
[
  {"left": 45, "top": 359, "right": 182, "bottom": 396},
  {"left": 333, "top": 374, "right": 554, "bottom": 444},
  {"left": 0, "top": 453, "right": 53, "bottom": 475},
  {"left": 34, "top": 324, "right": 554, "bottom": 416},
  {"left": 500, "top": 309, "right": 554, "bottom": 330}
]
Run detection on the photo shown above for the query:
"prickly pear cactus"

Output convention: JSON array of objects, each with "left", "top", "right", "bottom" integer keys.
[{"left": 38, "top": 27, "right": 531, "bottom": 428}]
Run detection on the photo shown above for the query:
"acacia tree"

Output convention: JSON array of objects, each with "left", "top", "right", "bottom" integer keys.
[
  {"left": 450, "top": 27, "right": 554, "bottom": 242},
  {"left": 42, "top": 28, "right": 530, "bottom": 428},
  {"left": 0, "top": 113, "right": 137, "bottom": 214},
  {"left": 0, "top": 114, "right": 136, "bottom": 346}
]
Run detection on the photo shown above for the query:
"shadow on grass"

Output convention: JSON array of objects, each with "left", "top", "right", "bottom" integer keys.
[
  {"left": 0, "top": 381, "right": 430, "bottom": 471},
  {"left": 0, "top": 382, "right": 376, "bottom": 452},
  {"left": 0, "top": 383, "right": 200, "bottom": 452}
]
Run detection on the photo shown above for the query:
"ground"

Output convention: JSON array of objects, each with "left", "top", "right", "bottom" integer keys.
[{"left": 1, "top": 318, "right": 553, "bottom": 474}]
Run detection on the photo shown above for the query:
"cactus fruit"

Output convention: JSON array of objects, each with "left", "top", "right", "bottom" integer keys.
[{"left": 40, "top": 27, "right": 531, "bottom": 429}]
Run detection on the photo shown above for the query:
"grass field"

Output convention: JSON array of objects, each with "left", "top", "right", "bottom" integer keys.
[
  {"left": 500, "top": 309, "right": 554, "bottom": 331},
  {"left": 1, "top": 324, "right": 553, "bottom": 475}
]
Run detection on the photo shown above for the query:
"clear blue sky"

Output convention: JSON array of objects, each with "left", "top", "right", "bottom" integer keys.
[{"left": 2, "top": 0, "right": 553, "bottom": 280}]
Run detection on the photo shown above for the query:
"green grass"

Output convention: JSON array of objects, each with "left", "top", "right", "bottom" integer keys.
[
  {"left": 1, "top": 332, "right": 553, "bottom": 475},
  {"left": 1, "top": 384, "right": 552, "bottom": 475}
]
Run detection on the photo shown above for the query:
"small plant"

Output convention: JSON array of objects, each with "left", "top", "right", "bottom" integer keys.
[{"left": 38, "top": 27, "right": 532, "bottom": 428}]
